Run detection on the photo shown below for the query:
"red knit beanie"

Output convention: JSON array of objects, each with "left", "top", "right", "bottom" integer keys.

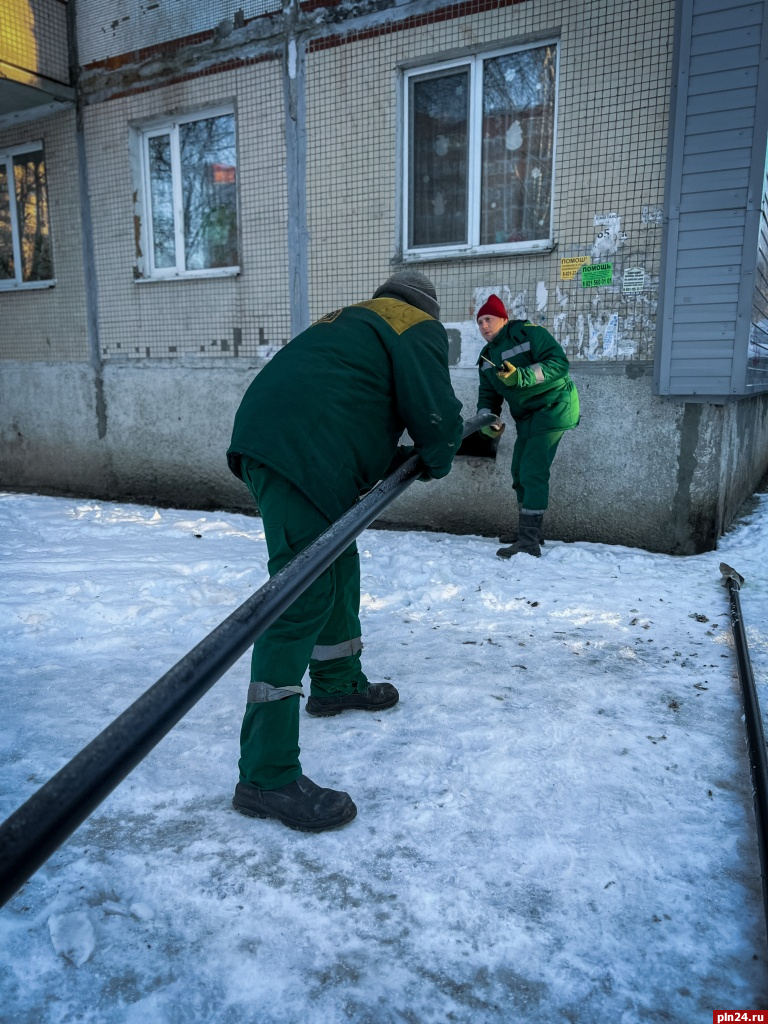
[{"left": 476, "top": 294, "right": 508, "bottom": 321}]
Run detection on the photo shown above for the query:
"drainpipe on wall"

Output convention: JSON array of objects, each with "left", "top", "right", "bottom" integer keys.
[
  {"left": 67, "top": 0, "right": 107, "bottom": 440},
  {"left": 283, "top": 0, "right": 310, "bottom": 337}
]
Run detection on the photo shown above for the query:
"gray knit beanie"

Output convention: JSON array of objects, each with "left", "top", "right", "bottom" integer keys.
[{"left": 372, "top": 270, "right": 440, "bottom": 320}]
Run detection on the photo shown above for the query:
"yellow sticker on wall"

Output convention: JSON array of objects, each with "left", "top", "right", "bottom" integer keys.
[{"left": 560, "top": 256, "right": 590, "bottom": 280}]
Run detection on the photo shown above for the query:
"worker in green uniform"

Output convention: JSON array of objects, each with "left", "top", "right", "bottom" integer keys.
[
  {"left": 475, "top": 294, "right": 579, "bottom": 559},
  {"left": 227, "top": 270, "right": 463, "bottom": 832}
]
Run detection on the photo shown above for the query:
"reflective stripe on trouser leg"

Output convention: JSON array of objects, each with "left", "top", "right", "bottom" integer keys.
[
  {"left": 309, "top": 544, "right": 369, "bottom": 698},
  {"left": 510, "top": 430, "right": 565, "bottom": 511}
]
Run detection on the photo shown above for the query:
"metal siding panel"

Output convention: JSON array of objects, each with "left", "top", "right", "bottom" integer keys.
[
  {"left": 679, "top": 207, "right": 747, "bottom": 229},
  {"left": 687, "top": 107, "right": 756, "bottom": 133},
  {"left": 681, "top": 168, "right": 750, "bottom": 193},
  {"left": 673, "top": 305, "right": 739, "bottom": 323},
  {"left": 687, "top": 66, "right": 759, "bottom": 95},
  {"left": 681, "top": 147, "right": 752, "bottom": 171},
  {"left": 690, "top": 27, "right": 762, "bottom": 55},
  {"left": 672, "top": 335, "right": 738, "bottom": 351},
  {"left": 689, "top": 44, "right": 760, "bottom": 75},
  {"left": 674, "top": 283, "right": 740, "bottom": 303},
  {"left": 679, "top": 188, "right": 749, "bottom": 212},
  {"left": 677, "top": 265, "right": 740, "bottom": 286},
  {"left": 677, "top": 246, "right": 743, "bottom": 266},
  {"left": 670, "top": 359, "right": 735, "bottom": 376},
  {"left": 687, "top": 85, "right": 757, "bottom": 113},
  {"left": 678, "top": 227, "right": 746, "bottom": 250},
  {"left": 670, "top": 372, "right": 733, "bottom": 388},
  {"left": 684, "top": 169, "right": 753, "bottom": 195},
  {"left": 685, "top": 128, "right": 756, "bottom": 153},
  {"left": 693, "top": 0, "right": 759, "bottom": 13},
  {"left": 668, "top": 380, "right": 732, "bottom": 393},
  {"left": 659, "top": 0, "right": 766, "bottom": 396},
  {"left": 692, "top": 6, "right": 762, "bottom": 35}
]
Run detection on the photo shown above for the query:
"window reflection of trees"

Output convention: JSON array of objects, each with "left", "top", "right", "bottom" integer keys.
[
  {"left": 146, "top": 113, "right": 238, "bottom": 273},
  {"left": 0, "top": 149, "right": 53, "bottom": 285},
  {"left": 0, "top": 165, "right": 13, "bottom": 280},
  {"left": 149, "top": 135, "right": 175, "bottom": 269},
  {"left": 481, "top": 46, "right": 555, "bottom": 246},
  {"left": 407, "top": 45, "right": 555, "bottom": 251},
  {"left": 180, "top": 115, "right": 238, "bottom": 270},
  {"left": 410, "top": 71, "right": 469, "bottom": 248}
]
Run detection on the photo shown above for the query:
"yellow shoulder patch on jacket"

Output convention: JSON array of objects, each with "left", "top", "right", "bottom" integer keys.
[{"left": 354, "top": 298, "right": 435, "bottom": 335}]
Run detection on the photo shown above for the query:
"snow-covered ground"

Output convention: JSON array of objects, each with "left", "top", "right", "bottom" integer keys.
[{"left": 1, "top": 488, "right": 767, "bottom": 1022}]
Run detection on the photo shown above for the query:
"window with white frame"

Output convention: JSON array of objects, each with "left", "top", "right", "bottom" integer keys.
[
  {"left": 140, "top": 108, "right": 239, "bottom": 279},
  {"left": 402, "top": 42, "right": 558, "bottom": 259},
  {"left": 0, "top": 143, "right": 54, "bottom": 290}
]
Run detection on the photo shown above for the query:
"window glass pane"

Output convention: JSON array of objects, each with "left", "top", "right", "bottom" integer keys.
[
  {"left": 148, "top": 134, "right": 175, "bottom": 270},
  {"left": 13, "top": 149, "right": 52, "bottom": 282},
  {"left": 409, "top": 70, "right": 468, "bottom": 248},
  {"left": 180, "top": 113, "right": 238, "bottom": 270},
  {"left": 747, "top": 141, "right": 768, "bottom": 388},
  {"left": 0, "top": 163, "right": 14, "bottom": 281},
  {"left": 480, "top": 45, "right": 556, "bottom": 246}
]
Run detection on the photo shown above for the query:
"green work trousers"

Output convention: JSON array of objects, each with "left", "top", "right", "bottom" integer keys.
[
  {"left": 510, "top": 429, "right": 565, "bottom": 511},
  {"left": 238, "top": 457, "right": 369, "bottom": 790}
]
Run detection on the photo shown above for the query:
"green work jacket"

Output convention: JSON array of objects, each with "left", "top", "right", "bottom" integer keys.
[
  {"left": 476, "top": 320, "right": 580, "bottom": 439},
  {"left": 228, "top": 298, "right": 464, "bottom": 521}
]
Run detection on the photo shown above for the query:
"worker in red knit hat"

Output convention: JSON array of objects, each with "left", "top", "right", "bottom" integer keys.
[{"left": 475, "top": 294, "right": 580, "bottom": 557}]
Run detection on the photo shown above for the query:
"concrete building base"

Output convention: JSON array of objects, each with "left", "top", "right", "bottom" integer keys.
[{"left": 2, "top": 361, "right": 767, "bottom": 554}]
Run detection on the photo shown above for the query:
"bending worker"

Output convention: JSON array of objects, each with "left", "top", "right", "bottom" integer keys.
[
  {"left": 475, "top": 294, "right": 579, "bottom": 559},
  {"left": 227, "top": 270, "right": 463, "bottom": 833}
]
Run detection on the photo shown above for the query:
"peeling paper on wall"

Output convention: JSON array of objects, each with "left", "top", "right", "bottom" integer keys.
[
  {"left": 588, "top": 312, "right": 620, "bottom": 359},
  {"left": 443, "top": 321, "right": 487, "bottom": 369},
  {"left": 509, "top": 291, "right": 528, "bottom": 321},
  {"left": 592, "top": 213, "right": 627, "bottom": 258}
]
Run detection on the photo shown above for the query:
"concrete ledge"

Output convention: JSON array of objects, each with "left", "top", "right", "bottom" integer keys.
[{"left": 2, "top": 360, "right": 767, "bottom": 554}]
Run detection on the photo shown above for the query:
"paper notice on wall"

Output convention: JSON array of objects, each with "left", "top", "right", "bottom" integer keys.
[
  {"left": 602, "top": 313, "right": 619, "bottom": 358},
  {"left": 560, "top": 256, "right": 590, "bottom": 280},
  {"left": 581, "top": 262, "right": 613, "bottom": 288},
  {"left": 622, "top": 267, "right": 645, "bottom": 294}
]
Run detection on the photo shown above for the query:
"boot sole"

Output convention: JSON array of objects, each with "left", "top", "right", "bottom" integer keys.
[
  {"left": 232, "top": 797, "right": 357, "bottom": 832},
  {"left": 305, "top": 694, "right": 400, "bottom": 718}
]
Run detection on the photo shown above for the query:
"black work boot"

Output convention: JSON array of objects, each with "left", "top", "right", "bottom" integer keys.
[
  {"left": 306, "top": 682, "right": 399, "bottom": 718},
  {"left": 497, "top": 511, "right": 544, "bottom": 559},
  {"left": 499, "top": 519, "right": 544, "bottom": 546},
  {"left": 232, "top": 774, "right": 357, "bottom": 832}
]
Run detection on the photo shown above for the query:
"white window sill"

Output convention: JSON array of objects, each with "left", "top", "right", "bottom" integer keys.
[
  {"left": 398, "top": 242, "right": 555, "bottom": 264},
  {"left": 0, "top": 279, "right": 56, "bottom": 291},
  {"left": 135, "top": 267, "right": 241, "bottom": 282}
]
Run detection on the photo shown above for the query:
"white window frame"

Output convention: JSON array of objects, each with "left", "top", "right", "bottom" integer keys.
[
  {"left": 401, "top": 41, "right": 559, "bottom": 262},
  {"left": 138, "top": 105, "right": 240, "bottom": 281},
  {"left": 0, "top": 141, "right": 55, "bottom": 291}
]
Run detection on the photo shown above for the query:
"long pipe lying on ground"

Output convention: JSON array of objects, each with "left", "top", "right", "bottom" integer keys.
[{"left": 720, "top": 561, "right": 768, "bottom": 943}]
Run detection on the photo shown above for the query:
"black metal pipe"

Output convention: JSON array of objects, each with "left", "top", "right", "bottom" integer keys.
[
  {"left": 720, "top": 562, "right": 768, "bottom": 941},
  {"left": 0, "top": 411, "right": 497, "bottom": 907}
]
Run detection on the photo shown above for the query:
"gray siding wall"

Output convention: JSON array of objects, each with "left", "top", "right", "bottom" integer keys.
[{"left": 656, "top": 0, "right": 768, "bottom": 397}]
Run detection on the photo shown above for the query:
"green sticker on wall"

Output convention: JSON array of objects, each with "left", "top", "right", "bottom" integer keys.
[{"left": 581, "top": 262, "right": 613, "bottom": 287}]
